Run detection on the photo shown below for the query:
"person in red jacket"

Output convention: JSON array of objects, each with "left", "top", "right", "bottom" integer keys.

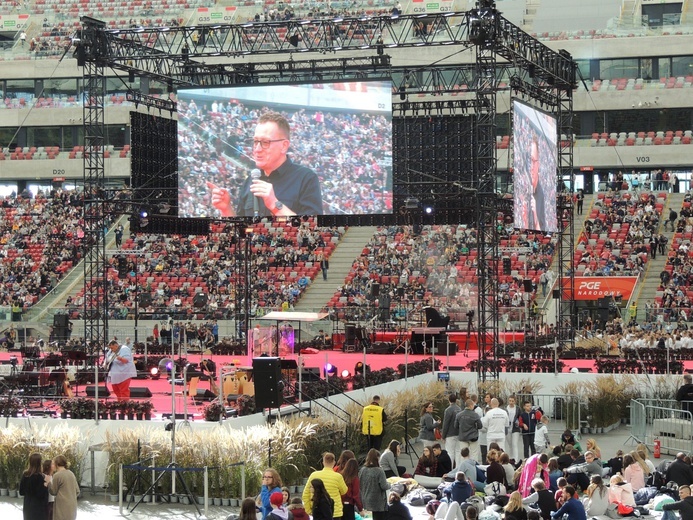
[{"left": 339, "top": 459, "right": 362, "bottom": 520}]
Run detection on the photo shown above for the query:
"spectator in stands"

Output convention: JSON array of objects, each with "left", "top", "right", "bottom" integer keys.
[
  {"left": 521, "top": 478, "right": 554, "bottom": 520},
  {"left": 666, "top": 453, "right": 693, "bottom": 487},
  {"left": 676, "top": 374, "right": 693, "bottom": 415},
  {"left": 550, "top": 485, "right": 586, "bottom": 520},
  {"left": 432, "top": 444, "right": 452, "bottom": 478},
  {"left": 661, "top": 484, "right": 693, "bottom": 520},
  {"left": 565, "top": 450, "right": 601, "bottom": 492},
  {"left": 581, "top": 475, "right": 609, "bottom": 517},
  {"left": 208, "top": 111, "right": 322, "bottom": 217}
]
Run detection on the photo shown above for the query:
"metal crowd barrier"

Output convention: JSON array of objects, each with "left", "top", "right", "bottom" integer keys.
[
  {"left": 512, "top": 393, "right": 584, "bottom": 436},
  {"left": 629, "top": 398, "right": 693, "bottom": 455}
]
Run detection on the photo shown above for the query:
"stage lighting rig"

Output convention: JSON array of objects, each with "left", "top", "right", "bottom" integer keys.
[{"left": 469, "top": 3, "right": 498, "bottom": 47}]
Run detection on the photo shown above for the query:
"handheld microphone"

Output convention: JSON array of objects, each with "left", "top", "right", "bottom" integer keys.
[{"left": 251, "top": 169, "right": 262, "bottom": 217}]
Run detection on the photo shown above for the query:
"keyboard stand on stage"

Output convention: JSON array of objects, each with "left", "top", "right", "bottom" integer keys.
[{"left": 410, "top": 327, "right": 446, "bottom": 355}]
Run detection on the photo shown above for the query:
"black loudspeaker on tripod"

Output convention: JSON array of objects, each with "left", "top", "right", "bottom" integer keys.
[{"left": 252, "top": 357, "right": 283, "bottom": 409}]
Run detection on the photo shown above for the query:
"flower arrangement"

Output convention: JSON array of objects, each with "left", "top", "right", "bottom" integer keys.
[
  {"left": 0, "top": 396, "right": 23, "bottom": 417},
  {"left": 203, "top": 400, "right": 226, "bottom": 422},
  {"left": 236, "top": 394, "right": 256, "bottom": 416}
]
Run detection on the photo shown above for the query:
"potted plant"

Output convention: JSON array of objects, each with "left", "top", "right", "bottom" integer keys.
[
  {"left": 124, "top": 400, "right": 136, "bottom": 420},
  {"left": 101, "top": 400, "right": 116, "bottom": 420},
  {"left": 0, "top": 396, "right": 23, "bottom": 418},
  {"left": 236, "top": 395, "right": 256, "bottom": 416},
  {"left": 203, "top": 400, "right": 226, "bottom": 422},
  {"left": 98, "top": 400, "right": 110, "bottom": 420},
  {"left": 139, "top": 401, "right": 154, "bottom": 420},
  {"left": 59, "top": 398, "right": 75, "bottom": 419}
]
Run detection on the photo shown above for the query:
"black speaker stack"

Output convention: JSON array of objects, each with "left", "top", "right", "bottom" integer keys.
[
  {"left": 252, "top": 357, "right": 284, "bottom": 409},
  {"left": 53, "top": 314, "right": 70, "bottom": 341}
]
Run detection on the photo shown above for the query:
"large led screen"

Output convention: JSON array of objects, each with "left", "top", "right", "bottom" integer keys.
[
  {"left": 177, "top": 81, "right": 393, "bottom": 218},
  {"left": 512, "top": 100, "right": 558, "bottom": 233}
]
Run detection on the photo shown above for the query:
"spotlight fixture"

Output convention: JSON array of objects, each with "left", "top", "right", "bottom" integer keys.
[
  {"left": 158, "top": 358, "right": 174, "bottom": 375},
  {"left": 150, "top": 367, "right": 160, "bottom": 380},
  {"left": 340, "top": 369, "right": 351, "bottom": 378},
  {"left": 288, "top": 33, "right": 300, "bottom": 47},
  {"left": 405, "top": 197, "right": 420, "bottom": 210},
  {"left": 354, "top": 361, "right": 367, "bottom": 374},
  {"left": 324, "top": 363, "right": 337, "bottom": 377}
]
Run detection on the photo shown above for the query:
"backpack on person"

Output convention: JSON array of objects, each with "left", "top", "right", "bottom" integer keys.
[{"left": 646, "top": 470, "right": 665, "bottom": 489}]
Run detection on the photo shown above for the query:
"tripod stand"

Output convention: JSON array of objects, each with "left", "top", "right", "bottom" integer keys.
[
  {"left": 402, "top": 408, "right": 420, "bottom": 466},
  {"left": 464, "top": 311, "right": 475, "bottom": 356},
  {"left": 130, "top": 462, "right": 201, "bottom": 515}
]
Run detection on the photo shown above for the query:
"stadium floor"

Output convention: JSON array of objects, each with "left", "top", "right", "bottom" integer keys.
[{"left": 0, "top": 426, "right": 671, "bottom": 520}]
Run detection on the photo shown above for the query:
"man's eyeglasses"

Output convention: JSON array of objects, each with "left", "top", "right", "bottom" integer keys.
[{"left": 252, "top": 139, "right": 286, "bottom": 149}]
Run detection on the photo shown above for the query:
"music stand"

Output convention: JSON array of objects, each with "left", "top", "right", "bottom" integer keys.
[{"left": 66, "top": 350, "right": 87, "bottom": 368}]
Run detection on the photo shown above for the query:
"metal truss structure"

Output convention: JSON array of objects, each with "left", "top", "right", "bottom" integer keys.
[
  {"left": 474, "top": 35, "right": 500, "bottom": 382},
  {"left": 79, "top": 8, "right": 576, "bottom": 374},
  {"left": 81, "top": 18, "right": 109, "bottom": 351}
]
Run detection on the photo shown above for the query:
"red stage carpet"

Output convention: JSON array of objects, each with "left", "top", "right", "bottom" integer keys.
[{"left": 0, "top": 349, "right": 687, "bottom": 419}]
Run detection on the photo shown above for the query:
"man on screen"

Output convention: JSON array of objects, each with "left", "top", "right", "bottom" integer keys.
[
  {"left": 526, "top": 136, "right": 548, "bottom": 231},
  {"left": 207, "top": 112, "right": 323, "bottom": 217}
]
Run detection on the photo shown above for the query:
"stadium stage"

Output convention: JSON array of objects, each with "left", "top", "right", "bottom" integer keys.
[{"left": 0, "top": 347, "right": 626, "bottom": 420}]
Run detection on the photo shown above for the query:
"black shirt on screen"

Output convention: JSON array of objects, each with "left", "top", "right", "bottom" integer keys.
[{"left": 236, "top": 157, "right": 323, "bottom": 216}]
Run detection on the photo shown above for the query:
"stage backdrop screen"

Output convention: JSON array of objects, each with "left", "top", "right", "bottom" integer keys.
[
  {"left": 512, "top": 99, "right": 558, "bottom": 233},
  {"left": 177, "top": 81, "right": 393, "bottom": 218}
]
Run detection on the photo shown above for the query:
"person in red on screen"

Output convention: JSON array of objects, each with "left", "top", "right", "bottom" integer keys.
[
  {"left": 526, "top": 136, "right": 548, "bottom": 232},
  {"left": 206, "top": 111, "right": 323, "bottom": 217}
]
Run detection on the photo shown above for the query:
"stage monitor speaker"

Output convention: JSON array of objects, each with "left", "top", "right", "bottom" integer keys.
[
  {"left": 552, "top": 288, "right": 560, "bottom": 299},
  {"left": 300, "top": 367, "right": 321, "bottom": 381},
  {"left": 86, "top": 385, "right": 110, "bottom": 397},
  {"left": 368, "top": 342, "right": 393, "bottom": 354},
  {"left": 436, "top": 341, "right": 457, "bottom": 356},
  {"left": 195, "top": 389, "right": 217, "bottom": 400},
  {"left": 53, "top": 314, "right": 69, "bottom": 328},
  {"left": 130, "top": 387, "right": 153, "bottom": 398},
  {"left": 371, "top": 282, "right": 380, "bottom": 297},
  {"left": 523, "top": 279, "right": 533, "bottom": 292},
  {"left": 252, "top": 357, "right": 283, "bottom": 409}
]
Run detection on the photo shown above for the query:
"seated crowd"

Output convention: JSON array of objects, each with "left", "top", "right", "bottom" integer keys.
[
  {"left": 69, "top": 218, "right": 342, "bottom": 320},
  {"left": 332, "top": 223, "right": 555, "bottom": 325},
  {"left": 371, "top": 392, "right": 689, "bottom": 520},
  {"left": 0, "top": 188, "right": 85, "bottom": 311},
  {"left": 575, "top": 190, "right": 665, "bottom": 277}
]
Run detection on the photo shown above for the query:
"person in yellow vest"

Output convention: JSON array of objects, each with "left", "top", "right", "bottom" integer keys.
[
  {"left": 362, "top": 395, "right": 387, "bottom": 451},
  {"left": 11, "top": 300, "right": 22, "bottom": 322}
]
